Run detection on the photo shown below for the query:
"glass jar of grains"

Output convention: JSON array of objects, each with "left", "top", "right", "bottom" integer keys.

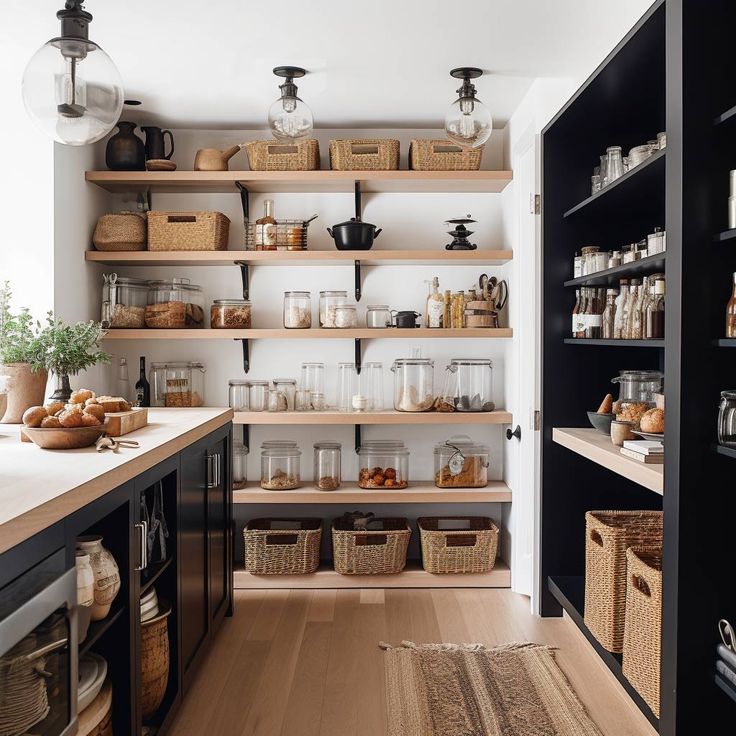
[
  {"left": 283, "top": 291, "right": 312, "bottom": 329},
  {"left": 260, "top": 447, "right": 301, "bottom": 490},
  {"left": 211, "top": 299, "right": 252, "bottom": 329},
  {"left": 314, "top": 442, "right": 341, "bottom": 490}
]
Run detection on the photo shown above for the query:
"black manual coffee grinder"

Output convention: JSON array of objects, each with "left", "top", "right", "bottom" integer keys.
[{"left": 444, "top": 215, "right": 478, "bottom": 250}]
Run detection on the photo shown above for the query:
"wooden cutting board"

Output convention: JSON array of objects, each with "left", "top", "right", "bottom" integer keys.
[{"left": 105, "top": 408, "right": 148, "bottom": 437}]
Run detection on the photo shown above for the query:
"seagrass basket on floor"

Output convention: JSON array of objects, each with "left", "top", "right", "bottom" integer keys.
[
  {"left": 331, "top": 517, "right": 410, "bottom": 575},
  {"left": 147, "top": 211, "right": 230, "bottom": 251},
  {"left": 409, "top": 139, "right": 484, "bottom": 171},
  {"left": 583, "top": 510, "right": 663, "bottom": 653},
  {"left": 244, "top": 518, "right": 322, "bottom": 575},
  {"left": 418, "top": 516, "right": 499, "bottom": 574},
  {"left": 245, "top": 139, "right": 320, "bottom": 171},
  {"left": 329, "top": 139, "right": 400, "bottom": 170},
  {"left": 140, "top": 600, "right": 172, "bottom": 720},
  {"left": 622, "top": 546, "right": 663, "bottom": 718}
]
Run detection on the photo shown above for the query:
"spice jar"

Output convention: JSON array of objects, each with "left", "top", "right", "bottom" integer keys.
[
  {"left": 228, "top": 379, "right": 249, "bottom": 411},
  {"left": 357, "top": 441, "right": 409, "bottom": 489},
  {"left": 434, "top": 435, "right": 490, "bottom": 488},
  {"left": 150, "top": 362, "right": 205, "bottom": 407},
  {"left": 268, "top": 387, "right": 288, "bottom": 412},
  {"left": 718, "top": 391, "right": 736, "bottom": 448},
  {"left": 273, "top": 378, "right": 296, "bottom": 411},
  {"left": 314, "top": 442, "right": 341, "bottom": 490},
  {"left": 233, "top": 441, "right": 248, "bottom": 490},
  {"left": 249, "top": 380, "right": 269, "bottom": 412},
  {"left": 283, "top": 291, "right": 312, "bottom": 329},
  {"left": 391, "top": 358, "right": 434, "bottom": 412},
  {"left": 333, "top": 303, "right": 358, "bottom": 328},
  {"left": 319, "top": 290, "right": 348, "bottom": 328},
  {"left": 101, "top": 274, "right": 149, "bottom": 329},
  {"left": 146, "top": 278, "right": 205, "bottom": 329},
  {"left": 211, "top": 299, "right": 252, "bottom": 329},
  {"left": 366, "top": 305, "right": 392, "bottom": 328},
  {"left": 260, "top": 447, "right": 301, "bottom": 490}
]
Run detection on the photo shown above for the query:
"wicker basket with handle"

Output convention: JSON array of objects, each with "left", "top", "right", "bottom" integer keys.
[
  {"left": 93, "top": 211, "right": 146, "bottom": 251},
  {"left": 147, "top": 211, "right": 230, "bottom": 251},
  {"left": 245, "top": 139, "right": 320, "bottom": 171},
  {"left": 584, "top": 510, "right": 663, "bottom": 653},
  {"left": 244, "top": 518, "right": 322, "bottom": 575},
  {"left": 622, "top": 546, "right": 662, "bottom": 718},
  {"left": 331, "top": 516, "right": 410, "bottom": 575},
  {"left": 329, "top": 139, "right": 400, "bottom": 171},
  {"left": 418, "top": 516, "right": 499, "bottom": 574},
  {"left": 409, "top": 139, "right": 484, "bottom": 171},
  {"left": 140, "top": 600, "right": 171, "bottom": 720}
]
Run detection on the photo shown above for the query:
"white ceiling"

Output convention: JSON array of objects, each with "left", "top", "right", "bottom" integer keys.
[{"left": 15, "top": 0, "right": 653, "bottom": 130}]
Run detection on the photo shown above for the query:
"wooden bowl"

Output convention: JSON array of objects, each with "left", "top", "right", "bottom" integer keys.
[{"left": 23, "top": 425, "right": 106, "bottom": 450}]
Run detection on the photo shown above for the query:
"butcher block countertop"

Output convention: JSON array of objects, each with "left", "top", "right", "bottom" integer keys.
[{"left": 0, "top": 407, "right": 233, "bottom": 554}]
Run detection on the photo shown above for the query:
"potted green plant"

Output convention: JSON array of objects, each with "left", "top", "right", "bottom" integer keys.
[
  {"left": 37, "top": 315, "right": 109, "bottom": 401},
  {"left": 0, "top": 282, "right": 47, "bottom": 423}
]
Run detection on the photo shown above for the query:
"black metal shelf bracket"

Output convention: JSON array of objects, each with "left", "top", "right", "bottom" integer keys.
[
  {"left": 237, "top": 339, "right": 250, "bottom": 374},
  {"left": 354, "top": 259, "right": 362, "bottom": 302},
  {"left": 354, "top": 338, "right": 362, "bottom": 374},
  {"left": 354, "top": 425, "right": 361, "bottom": 453},
  {"left": 241, "top": 424, "right": 250, "bottom": 449},
  {"left": 235, "top": 182, "right": 250, "bottom": 224},
  {"left": 235, "top": 260, "right": 250, "bottom": 300}
]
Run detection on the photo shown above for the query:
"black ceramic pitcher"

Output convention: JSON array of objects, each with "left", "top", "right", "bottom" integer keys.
[
  {"left": 105, "top": 122, "right": 145, "bottom": 171},
  {"left": 141, "top": 126, "right": 174, "bottom": 161}
]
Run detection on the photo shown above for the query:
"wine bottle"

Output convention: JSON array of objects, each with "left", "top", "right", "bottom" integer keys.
[{"left": 135, "top": 356, "right": 150, "bottom": 407}]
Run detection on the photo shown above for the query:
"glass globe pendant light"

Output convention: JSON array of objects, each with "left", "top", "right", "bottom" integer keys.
[
  {"left": 268, "top": 66, "right": 313, "bottom": 141},
  {"left": 22, "top": 0, "right": 124, "bottom": 146},
  {"left": 444, "top": 67, "right": 493, "bottom": 149}
]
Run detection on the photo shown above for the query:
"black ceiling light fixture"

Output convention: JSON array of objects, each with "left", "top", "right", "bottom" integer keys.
[
  {"left": 22, "top": 0, "right": 124, "bottom": 145},
  {"left": 444, "top": 67, "right": 493, "bottom": 148},
  {"left": 268, "top": 66, "right": 314, "bottom": 140}
]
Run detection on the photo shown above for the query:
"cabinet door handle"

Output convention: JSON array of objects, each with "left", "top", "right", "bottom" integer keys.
[
  {"left": 135, "top": 520, "right": 148, "bottom": 571},
  {"left": 205, "top": 452, "right": 215, "bottom": 488},
  {"left": 214, "top": 452, "right": 221, "bottom": 486}
]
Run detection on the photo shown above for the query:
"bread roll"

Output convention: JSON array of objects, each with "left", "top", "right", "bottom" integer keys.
[
  {"left": 80, "top": 412, "right": 102, "bottom": 427},
  {"left": 40, "top": 416, "right": 62, "bottom": 428},
  {"left": 83, "top": 404, "right": 106, "bottom": 422},
  {"left": 59, "top": 410, "right": 83, "bottom": 428},
  {"left": 22, "top": 406, "right": 48, "bottom": 428},
  {"left": 44, "top": 401, "right": 65, "bottom": 416},
  {"left": 640, "top": 408, "right": 664, "bottom": 434},
  {"left": 70, "top": 389, "right": 95, "bottom": 404}
]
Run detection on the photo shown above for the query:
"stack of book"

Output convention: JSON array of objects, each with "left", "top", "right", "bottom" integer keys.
[{"left": 620, "top": 440, "right": 664, "bottom": 464}]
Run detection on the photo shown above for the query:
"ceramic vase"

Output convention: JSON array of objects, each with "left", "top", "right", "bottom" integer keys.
[
  {"left": 105, "top": 121, "right": 146, "bottom": 171},
  {"left": 0, "top": 364, "right": 48, "bottom": 424},
  {"left": 75, "top": 551, "right": 95, "bottom": 642},
  {"left": 77, "top": 536, "right": 121, "bottom": 621}
]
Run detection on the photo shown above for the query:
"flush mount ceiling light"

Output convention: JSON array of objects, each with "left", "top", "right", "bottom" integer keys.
[
  {"left": 268, "top": 66, "right": 314, "bottom": 141},
  {"left": 444, "top": 67, "right": 493, "bottom": 149},
  {"left": 22, "top": 0, "right": 124, "bottom": 146}
]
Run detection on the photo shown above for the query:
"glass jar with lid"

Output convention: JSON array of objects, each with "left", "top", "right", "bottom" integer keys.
[
  {"left": 718, "top": 392, "right": 736, "bottom": 448},
  {"left": 391, "top": 358, "right": 434, "bottom": 412},
  {"left": 260, "top": 447, "right": 301, "bottom": 490},
  {"left": 366, "top": 305, "right": 392, "bottom": 328},
  {"left": 261, "top": 439, "right": 298, "bottom": 450},
  {"left": 150, "top": 362, "right": 206, "bottom": 407},
  {"left": 434, "top": 435, "right": 490, "bottom": 488},
  {"left": 357, "top": 441, "right": 409, "bottom": 489},
  {"left": 146, "top": 278, "right": 205, "bottom": 329},
  {"left": 228, "top": 379, "right": 249, "bottom": 411},
  {"left": 444, "top": 359, "right": 495, "bottom": 412},
  {"left": 101, "top": 273, "right": 148, "bottom": 329},
  {"left": 211, "top": 299, "right": 252, "bottom": 329},
  {"left": 333, "top": 303, "right": 358, "bottom": 328},
  {"left": 273, "top": 378, "right": 297, "bottom": 411},
  {"left": 268, "top": 387, "right": 288, "bottom": 412},
  {"left": 319, "top": 290, "right": 348, "bottom": 328},
  {"left": 610, "top": 370, "right": 664, "bottom": 427},
  {"left": 233, "top": 440, "right": 248, "bottom": 490},
  {"left": 283, "top": 291, "right": 312, "bottom": 329},
  {"left": 300, "top": 362, "right": 325, "bottom": 395},
  {"left": 249, "top": 380, "right": 269, "bottom": 412},
  {"left": 314, "top": 442, "right": 341, "bottom": 490}
]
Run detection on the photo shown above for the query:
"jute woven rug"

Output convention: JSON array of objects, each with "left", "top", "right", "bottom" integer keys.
[{"left": 380, "top": 641, "right": 604, "bottom": 736}]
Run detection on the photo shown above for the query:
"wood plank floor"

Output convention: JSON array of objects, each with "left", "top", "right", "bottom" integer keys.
[{"left": 167, "top": 589, "right": 657, "bottom": 736}]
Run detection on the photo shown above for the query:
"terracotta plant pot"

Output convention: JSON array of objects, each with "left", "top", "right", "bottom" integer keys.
[
  {"left": 0, "top": 363, "right": 48, "bottom": 424},
  {"left": 76, "top": 536, "right": 121, "bottom": 621}
]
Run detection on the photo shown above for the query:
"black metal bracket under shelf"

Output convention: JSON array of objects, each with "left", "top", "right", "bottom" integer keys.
[
  {"left": 235, "top": 261, "right": 249, "bottom": 300},
  {"left": 241, "top": 424, "right": 249, "bottom": 449},
  {"left": 235, "top": 181, "right": 250, "bottom": 224},
  {"left": 237, "top": 339, "right": 249, "bottom": 373},
  {"left": 355, "top": 425, "right": 361, "bottom": 453},
  {"left": 355, "top": 338, "right": 362, "bottom": 374},
  {"left": 354, "top": 260, "right": 362, "bottom": 302}
]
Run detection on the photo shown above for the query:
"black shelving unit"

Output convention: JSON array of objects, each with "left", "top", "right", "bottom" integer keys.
[
  {"left": 564, "top": 252, "right": 666, "bottom": 287},
  {"left": 714, "top": 229, "right": 736, "bottom": 243},
  {"left": 541, "top": 1, "right": 736, "bottom": 733},
  {"left": 79, "top": 604, "right": 126, "bottom": 658},
  {"left": 714, "top": 445, "right": 736, "bottom": 460}
]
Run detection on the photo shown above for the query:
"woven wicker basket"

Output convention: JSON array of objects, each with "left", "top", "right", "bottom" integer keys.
[
  {"left": 244, "top": 518, "right": 322, "bottom": 575},
  {"left": 584, "top": 510, "right": 663, "bottom": 653},
  {"left": 329, "top": 139, "right": 400, "bottom": 170},
  {"left": 140, "top": 601, "right": 171, "bottom": 720},
  {"left": 93, "top": 211, "right": 146, "bottom": 251},
  {"left": 147, "top": 211, "right": 230, "bottom": 251},
  {"left": 245, "top": 139, "right": 320, "bottom": 171},
  {"left": 409, "top": 139, "right": 484, "bottom": 171},
  {"left": 418, "top": 517, "right": 499, "bottom": 574},
  {"left": 623, "top": 546, "right": 662, "bottom": 718},
  {"left": 332, "top": 517, "right": 410, "bottom": 575}
]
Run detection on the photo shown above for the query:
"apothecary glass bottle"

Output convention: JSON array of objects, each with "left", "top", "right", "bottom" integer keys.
[
  {"left": 605, "top": 146, "right": 624, "bottom": 184},
  {"left": 314, "top": 442, "right": 341, "bottom": 491},
  {"left": 601, "top": 289, "right": 618, "bottom": 340}
]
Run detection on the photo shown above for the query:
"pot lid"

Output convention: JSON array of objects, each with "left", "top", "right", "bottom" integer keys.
[{"left": 332, "top": 217, "right": 377, "bottom": 228}]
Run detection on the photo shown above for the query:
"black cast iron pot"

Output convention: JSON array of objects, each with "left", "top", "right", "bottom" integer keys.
[{"left": 327, "top": 218, "right": 382, "bottom": 250}]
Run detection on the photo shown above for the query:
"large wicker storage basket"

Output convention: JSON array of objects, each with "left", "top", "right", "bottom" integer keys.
[
  {"left": 244, "top": 518, "right": 322, "bottom": 575},
  {"left": 418, "top": 517, "right": 499, "bottom": 574},
  {"left": 245, "top": 139, "right": 320, "bottom": 171},
  {"left": 329, "top": 139, "right": 400, "bottom": 171},
  {"left": 140, "top": 600, "right": 171, "bottom": 720},
  {"left": 409, "top": 139, "right": 484, "bottom": 171},
  {"left": 584, "top": 510, "right": 663, "bottom": 653},
  {"left": 623, "top": 546, "right": 662, "bottom": 718},
  {"left": 147, "top": 211, "right": 230, "bottom": 251},
  {"left": 93, "top": 211, "right": 147, "bottom": 251},
  {"left": 332, "top": 517, "right": 410, "bottom": 575}
]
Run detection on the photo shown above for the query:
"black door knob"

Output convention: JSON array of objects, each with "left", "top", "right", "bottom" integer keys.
[{"left": 506, "top": 425, "right": 521, "bottom": 441}]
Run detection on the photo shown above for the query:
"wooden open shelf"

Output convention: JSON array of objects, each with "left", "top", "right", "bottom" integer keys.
[
  {"left": 233, "top": 409, "right": 512, "bottom": 425},
  {"left": 233, "top": 480, "right": 511, "bottom": 504},
  {"left": 85, "top": 169, "right": 513, "bottom": 194},
  {"left": 234, "top": 560, "right": 511, "bottom": 590},
  {"left": 552, "top": 427, "right": 663, "bottom": 494},
  {"left": 563, "top": 252, "right": 666, "bottom": 287},
  {"left": 103, "top": 327, "right": 512, "bottom": 340},
  {"left": 85, "top": 249, "right": 513, "bottom": 267}
]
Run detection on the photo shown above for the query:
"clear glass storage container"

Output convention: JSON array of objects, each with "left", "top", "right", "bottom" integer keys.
[
  {"left": 233, "top": 440, "right": 248, "bottom": 490},
  {"left": 268, "top": 387, "right": 288, "bottom": 412},
  {"left": 445, "top": 358, "right": 495, "bottom": 412},
  {"left": 273, "top": 378, "right": 297, "bottom": 411},
  {"left": 228, "top": 379, "right": 249, "bottom": 411},
  {"left": 260, "top": 447, "right": 302, "bottom": 490},
  {"left": 319, "top": 290, "right": 348, "bottom": 328},
  {"left": 333, "top": 303, "right": 358, "bottom": 328},
  {"left": 101, "top": 274, "right": 149, "bottom": 329},
  {"left": 358, "top": 442, "right": 409, "bottom": 489},
  {"left": 434, "top": 435, "right": 489, "bottom": 488},
  {"left": 314, "top": 442, "right": 341, "bottom": 490},
  {"left": 391, "top": 358, "right": 435, "bottom": 412},
  {"left": 610, "top": 369, "right": 664, "bottom": 428},
  {"left": 718, "top": 391, "right": 736, "bottom": 448},
  {"left": 150, "top": 362, "right": 205, "bottom": 407},
  {"left": 211, "top": 299, "right": 252, "bottom": 329},
  {"left": 146, "top": 278, "right": 205, "bottom": 329},
  {"left": 249, "top": 380, "right": 269, "bottom": 411},
  {"left": 366, "top": 305, "right": 391, "bottom": 328},
  {"left": 283, "top": 291, "right": 312, "bottom": 329},
  {"left": 300, "top": 362, "right": 325, "bottom": 395}
]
